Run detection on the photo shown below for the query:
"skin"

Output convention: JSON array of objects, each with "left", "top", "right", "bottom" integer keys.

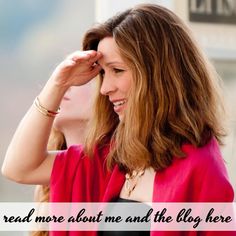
[
  {"left": 97, "top": 37, "right": 133, "bottom": 120},
  {"left": 2, "top": 50, "right": 102, "bottom": 184},
  {"left": 2, "top": 37, "right": 155, "bottom": 202},
  {"left": 98, "top": 38, "right": 155, "bottom": 201},
  {"left": 54, "top": 81, "right": 95, "bottom": 146},
  {"left": 34, "top": 83, "right": 95, "bottom": 202}
]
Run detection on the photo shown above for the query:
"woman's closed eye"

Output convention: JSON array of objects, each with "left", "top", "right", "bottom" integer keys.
[
  {"left": 100, "top": 68, "right": 124, "bottom": 78},
  {"left": 113, "top": 68, "right": 124, "bottom": 73}
]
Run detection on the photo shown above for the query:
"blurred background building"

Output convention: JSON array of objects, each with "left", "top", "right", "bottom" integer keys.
[{"left": 0, "top": 1, "right": 235, "bottom": 234}]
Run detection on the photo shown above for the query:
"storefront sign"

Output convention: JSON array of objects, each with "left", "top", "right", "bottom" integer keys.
[{"left": 189, "top": 0, "right": 236, "bottom": 24}]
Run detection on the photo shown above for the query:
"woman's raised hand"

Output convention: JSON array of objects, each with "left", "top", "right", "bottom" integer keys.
[
  {"left": 1, "top": 50, "right": 102, "bottom": 185},
  {"left": 50, "top": 50, "right": 102, "bottom": 88}
]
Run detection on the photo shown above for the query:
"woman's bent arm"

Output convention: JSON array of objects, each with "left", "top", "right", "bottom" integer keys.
[
  {"left": 2, "top": 79, "right": 67, "bottom": 185},
  {"left": 1, "top": 50, "right": 102, "bottom": 185}
]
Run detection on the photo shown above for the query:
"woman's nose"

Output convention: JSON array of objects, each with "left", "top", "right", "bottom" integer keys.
[{"left": 100, "top": 74, "right": 116, "bottom": 95}]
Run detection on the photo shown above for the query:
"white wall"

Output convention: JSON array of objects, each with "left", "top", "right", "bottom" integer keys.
[{"left": 95, "top": 0, "right": 173, "bottom": 21}]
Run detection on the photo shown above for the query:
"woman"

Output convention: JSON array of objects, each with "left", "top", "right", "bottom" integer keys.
[{"left": 2, "top": 4, "right": 235, "bottom": 236}]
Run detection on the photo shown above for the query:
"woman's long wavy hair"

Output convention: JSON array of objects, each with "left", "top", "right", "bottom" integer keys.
[
  {"left": 31, "top": 128, "right": 66, "bottom": 236},
  {"left": 84, "top": 4, "right": 226, "bottom": 174}
]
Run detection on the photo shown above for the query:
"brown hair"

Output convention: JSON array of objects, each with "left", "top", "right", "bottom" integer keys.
[{"left": 84, "top": 4, "right": 226, "bottom": 174}]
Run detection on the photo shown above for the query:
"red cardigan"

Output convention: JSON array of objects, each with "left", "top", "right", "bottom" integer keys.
[{"left": 50, "top": 138, "right": 235, "bottom": 236}]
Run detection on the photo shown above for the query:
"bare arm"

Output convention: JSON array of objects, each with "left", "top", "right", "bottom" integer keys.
[{"left": 1, "top": 50, "right": 102, "bottom": 185}]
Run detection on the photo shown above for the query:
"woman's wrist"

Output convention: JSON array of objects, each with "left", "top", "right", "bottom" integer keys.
[
  {"left": 37, "top": 79, "right": 69, "bottom": 113},
  {"left": 34, "top": 97, "right": 60, "bottom": 117}
]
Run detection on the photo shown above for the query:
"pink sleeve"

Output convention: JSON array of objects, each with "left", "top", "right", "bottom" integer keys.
[
  {"left": 195, "top": 141, "right": 234, "bottom": 202},
  {"left": 152, "top": 138, "right": 235, "bottom": 236},
  {"left": 196, "top": 144, "right": 235, "bottom": 235},
  {"left": 50, "top": 145, "right": 85, "bottom": 202},
  {"left": 196, "top": 143, "right": 235, "bottom": 235}
]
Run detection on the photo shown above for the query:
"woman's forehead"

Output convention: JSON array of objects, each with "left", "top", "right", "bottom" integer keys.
[{"left": 97, "top": 37, "right": 125, "bottom": 66}]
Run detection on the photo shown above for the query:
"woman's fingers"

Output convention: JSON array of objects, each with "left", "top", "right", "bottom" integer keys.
[
  {"left": 55, "top": 58, "right": 76, "bottom": 72},
  {"left": 87, "top": 51, "right": 103, "bottom": 66},
  {"left": 50, "top": 50, "right": 102, "bottom": 87},
  {"left": 68, "top": 50, "right": 99, "bottom": 62},
  {"left": 57, "top": 50, "right": 98, "bottom": 70},
  {"left": 78, "top": 63, "right": 102, "bottom": 85},
  {"left": 89, "top": 63, "right": 102, "bottom": 77}
]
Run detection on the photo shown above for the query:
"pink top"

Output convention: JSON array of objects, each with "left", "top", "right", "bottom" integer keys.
[{"left": 50, "top": 138, "right": 235, "bottom": 236}]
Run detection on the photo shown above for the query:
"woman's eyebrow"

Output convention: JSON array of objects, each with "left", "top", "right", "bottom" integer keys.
[
  {"left": 97, "top": 61, "right": 124, "bottom": 67},
  {"left": 105, "top": 61, "right": 123, "bottom": 66}
]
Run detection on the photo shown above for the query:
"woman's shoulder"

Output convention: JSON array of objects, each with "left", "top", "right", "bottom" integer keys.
[
  {"left": 182, "top": 138, "right": 234, "bottom": 200},
  {"left": 178, "top": 137, "right": 224, "bottom": 169},
  {"left": 52, "top": 143, "right": 109, "bottom": 173},
  {"left": 51, "top": 145, "right": 85, "bottom": 184},
  {"left": 54, "top": 144, "right": 85, "bottom": 164},
  {"left": 50, "top": 144, "right": 112, "bottom": 201},
  {"left": 155, "top": 137, "right": 234, "bottom": 202},
  {"left": 172, "top": 137, "right": 232, "bottom": 184},
  {"left": 161, "top": 137, "right": 226, "bottom": 178}
]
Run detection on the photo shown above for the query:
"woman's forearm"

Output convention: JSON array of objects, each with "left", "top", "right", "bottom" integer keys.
[
  {"left": 1, "top": 50, "right": 102, "bottom": 184},
  {"left": 1, "top": 79, "right": 68, "bottom": 183}
]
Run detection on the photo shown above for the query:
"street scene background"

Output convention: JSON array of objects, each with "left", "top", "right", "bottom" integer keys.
[{"left": 0, "top": 0, "right": 235, "bottom": 209}]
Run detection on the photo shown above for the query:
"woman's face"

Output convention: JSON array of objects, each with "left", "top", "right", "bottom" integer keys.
[
  {"left": 54, "top": 81, "right": 95, "bottom": 130},
  {"left": 97, "top": 37, "right": 133, "bottom": 120}
]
